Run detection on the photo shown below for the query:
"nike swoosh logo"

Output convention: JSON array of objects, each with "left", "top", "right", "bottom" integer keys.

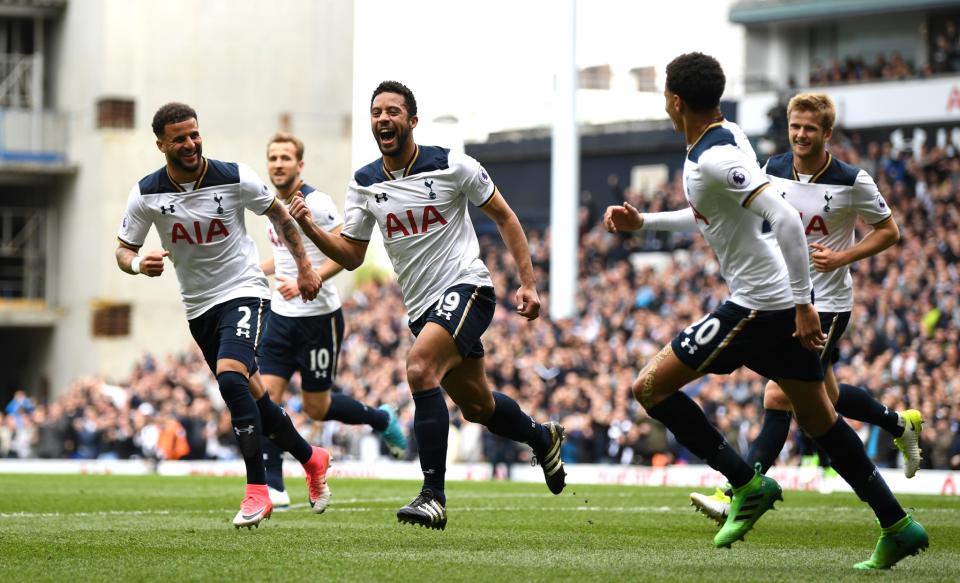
[{"left": 241, "top": 508, "right": 265, "bottom": 521}]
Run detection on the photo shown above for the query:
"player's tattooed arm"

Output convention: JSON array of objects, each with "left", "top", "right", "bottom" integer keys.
[
  {"left": 288, "top": 195, "right": 367, "bottom": 270},
  {"left": 265, "top": 200, "right": 320, "bottom": 301}
]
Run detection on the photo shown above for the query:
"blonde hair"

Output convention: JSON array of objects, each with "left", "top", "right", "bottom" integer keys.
[
  {"left": 786, "top": 93, "right": 836, "bottom": 131},
  {"left": 267, "top": 132, "right": 305, "bottom": 160}
]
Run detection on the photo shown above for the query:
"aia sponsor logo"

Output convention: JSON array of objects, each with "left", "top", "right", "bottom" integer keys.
[
  {"left": 385, "top": 206, "right": 447, "bottom": 238},
  {"left": 171, "top": 219, "right": 230, "bottom": 244}
]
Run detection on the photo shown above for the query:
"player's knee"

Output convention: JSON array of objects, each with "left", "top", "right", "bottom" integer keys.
[
  {"left": 302, "top": 396, "right": 329, "bottom": 421},
  {"left": 631, "top": 373, "right": 658, "bottom": 409},
  {"left": 763, "top": 384, "right": 792, "bottom": 410},
  {"left": 406, "top": 358, "right": 439, "bottom": 391}
]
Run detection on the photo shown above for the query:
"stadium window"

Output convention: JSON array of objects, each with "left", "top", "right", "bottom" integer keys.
[
  {"left": 579, "top": 65, "right": 612, "bottom": 90},
  {"left": 92, "top": 302, "right": 131, "bottom": 337},
  {"left": 629, "top": 66, "right": 656, "bottom": 92},
  {"left": 96, "top": 98, "right": 135, "bottom": 129}
]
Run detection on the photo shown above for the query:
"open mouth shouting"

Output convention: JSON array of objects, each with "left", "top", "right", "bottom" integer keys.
[{"left": 377, "top": 126, "right": 398, "bottom": 151}]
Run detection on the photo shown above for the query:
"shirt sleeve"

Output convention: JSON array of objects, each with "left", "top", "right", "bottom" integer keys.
[
  {"left": 746, "top": 188, "right": 813, "bottom": 305},
  {"left": 117, "top": 184, "right": 152, "bottom": 249},
  {"left": 341, "top": 181, "right": 375, "bottom": 243},
  {"left": 452, "top": 151, "right": 496, "bottom": 207},
  {"left": 306, "top": 191, "right": 344, "bottom": 233},
  {"left": 700, "top": 146, "right": 771, "bottom": 208},
  {"left": 851, "top": 170, "right": 893, "bottom": 225},
  {"left": 640, "top": 208, "right": 698, "bottom": 232},
  {"left": 238, "top": 163, "right": 278, "bottom": 215}
]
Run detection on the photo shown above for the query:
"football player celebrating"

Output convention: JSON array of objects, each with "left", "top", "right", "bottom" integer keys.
[
  {"left": 116, "top": 103, "right": 331, "bottom": 528},
  {"left": 288, "top": 81, "right": 566, "bottom": 530}
]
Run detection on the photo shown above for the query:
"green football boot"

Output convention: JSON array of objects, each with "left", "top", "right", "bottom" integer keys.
[
  {"left": 854, "top": 515, "right": 929, "bottom": 570},
  {"left": 713, "top": 466, "right": 782, "bottom": 548}
]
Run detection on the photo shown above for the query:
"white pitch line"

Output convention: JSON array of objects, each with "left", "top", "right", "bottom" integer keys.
[{"left": 2, "top": 499, "right": 957, "bottom": 520}]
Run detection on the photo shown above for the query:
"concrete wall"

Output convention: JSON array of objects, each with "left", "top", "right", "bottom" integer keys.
[{"left": 45, "top": 0, "right": 353, "bottom": 392}]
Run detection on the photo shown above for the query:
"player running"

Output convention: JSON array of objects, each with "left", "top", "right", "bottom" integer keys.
[
  {"left": 287, "top": 81, "right": 566, "bottom": 530},
  {"left": 604, "top": 54, "right": 927, "bottom": 567},
  {"left": 257, "top": 132, "right": 407, "bottom": 511},
  {"left": 115, "top": 103, "right": 331, "bottom": 528},
  {"left": 690, "top": 94, "right": 924, "bottom": 546}
]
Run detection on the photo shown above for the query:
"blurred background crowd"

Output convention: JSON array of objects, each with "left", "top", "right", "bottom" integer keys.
[{"left": 2, "top": 133, "right": 958, "bottom": 475}]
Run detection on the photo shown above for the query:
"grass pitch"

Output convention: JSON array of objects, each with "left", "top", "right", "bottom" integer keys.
[{"left": 0, "top": 473, "right": 957, "bottom": 582}]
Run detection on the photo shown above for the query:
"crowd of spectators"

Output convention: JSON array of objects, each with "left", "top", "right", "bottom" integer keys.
[
  {"left": 808, "top": 53, "right": 918, "bottom": 87},
  {"left": 806, "top": 17, "right": 960, "bottom": 85},
  {"left": 2, "top": 135, "right": 959, "bottom": 475}
]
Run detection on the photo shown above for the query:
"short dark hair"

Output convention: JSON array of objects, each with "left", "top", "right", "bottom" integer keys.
[
  {"left": 268, "top": 132, "right": 305, "bottom": 160},
  {"left": 665, "top": 53, "right": 725, "bottom": 112},
  {"left": 152, "top": 102, "right": 197, "bottom": 137},
  {"left": 371, "top": 81, "right": 417, "bottom": 117}
]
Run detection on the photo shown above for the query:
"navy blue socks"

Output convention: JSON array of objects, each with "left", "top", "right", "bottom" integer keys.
[
  {"left": 814, "top": 417, "right": 906, "bottom": 528},
  {"left": 836, "top": 383, "right": 904, "bottom": 437},
  {"left": 484, "top": 392, "right": 551, "bottom": 452},
  {"left": 218, "top": 371, "right": 266, "bottom": 484},
  {"left": 261, "top": 436, "right": 285, "bottom": 491},
  {"left": 647, "top": 392, "right": 755, "bottom": 488},
  {"left": 324, "top": 392, "right": 389, "bottom": 432},
  {"left": 746, "top": 408, "right": 792, "bottom": 473},
  {"left": 256, "top": 393, "right": 312, "bottom": 465},
  {"left": 413, "top": 387, "right": 448, "bottom": 504}
]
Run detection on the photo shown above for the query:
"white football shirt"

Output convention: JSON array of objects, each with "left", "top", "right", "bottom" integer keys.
[
  {"left": 118, "top": 158, "right": 274, "bottom": 319},
  {"left": 266, "top": 183, "right": 343, "bottom": 317},
  {"left": 683, "top": 120, "right": 810, "bottom": 310},
  {"left": 765, "top": 152, "right": 892, "bottom": 312},
  {"left": 341, "top": 145, "right": 494, "bottom": 321}
]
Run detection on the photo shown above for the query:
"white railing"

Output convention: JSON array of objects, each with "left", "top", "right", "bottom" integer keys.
[{"left": 0, "top": 108, "right": 67, "bottom": 162}]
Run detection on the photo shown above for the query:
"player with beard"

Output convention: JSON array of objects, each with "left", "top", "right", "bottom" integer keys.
[
  {"left": 256, "top": 132, "right": 408, "bottom": 511},
  {"left": 116, "top": 103, "right": 331, "bottom": 528},
  {"left": 286, "top": 81, "right": 566, "bottom": 530}
]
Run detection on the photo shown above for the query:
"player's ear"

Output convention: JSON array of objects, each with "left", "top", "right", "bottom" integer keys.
[
  {"left": 156, "top": 138, "right": 165, "bottom": 152},
  {"left": 823, "top": 127, "right": 833, "bottom": 143},
  {"left": 409, "top": 115, "right": 418, "bottom": 129}
]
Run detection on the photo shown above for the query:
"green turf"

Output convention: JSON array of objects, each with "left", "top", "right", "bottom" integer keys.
[{"left": 0, "top": 474, "right": 957, "bottom": 582}]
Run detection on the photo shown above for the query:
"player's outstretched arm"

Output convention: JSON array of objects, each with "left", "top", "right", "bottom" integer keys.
[
  {"left": 115, "top": 245, "right": 168, "bottom": 277},
  {"left": 604, "top": 203, "right": 699, "bottom": 233},
  {"left": 479, "top": 188, "right": 540, "bottom": 320},
  {"left": 603, "top": 202, "right": 644, "bottom": 232},
  {"left": 288, "top": 196, "right": 367, "bottom": 271},
  {"left": 265, "top": 200, "right": 320, "bottom": 301}
]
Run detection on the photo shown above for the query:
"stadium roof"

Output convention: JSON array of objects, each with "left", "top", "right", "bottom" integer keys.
[
  {"left": 730, "top": 0, "right": 960, "bottom": 24},
  {"left": 0, "top": 0, "right": 66, "bottom": 17}
]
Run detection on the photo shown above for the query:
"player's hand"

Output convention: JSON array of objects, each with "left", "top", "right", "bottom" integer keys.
[
  {"left": 809, "top": 242, "right": 844, "bottom": 272},
  {"left": 274, "top": 274, "right": 300, "bottom": 300},
  {"left": 793, "top": 303, "right": 827, "bottom": 352},
  {"left": 515, "top": 284, "right": 541, "bottom": 320},
  {"left": 140, "top": 250, "right": 169, "bottom": 277},
  {"left": 297, "top": 268, "right": 321, "bottom": 302},
  {"left": 288, "top": 192, "right": 313, "bottom": 227},
  {"left": 603, "top": 202, "right": 644, "bottom": 233}
]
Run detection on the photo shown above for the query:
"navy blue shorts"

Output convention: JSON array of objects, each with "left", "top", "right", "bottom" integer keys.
[
  {"left": 258, "top": 308, "right": 345, "bottom": 392},
  {"left": 671, "top": 301, "right": 825, "bottom": 382},
  {"left": 409, "top": 284, "right": 495, "bottom": 359},
  {"left": 819, "top": 310, "right": 851, "bottom": 372},
  {"left": 188, "top": 297, "right": 269, "bottom": 375}
]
